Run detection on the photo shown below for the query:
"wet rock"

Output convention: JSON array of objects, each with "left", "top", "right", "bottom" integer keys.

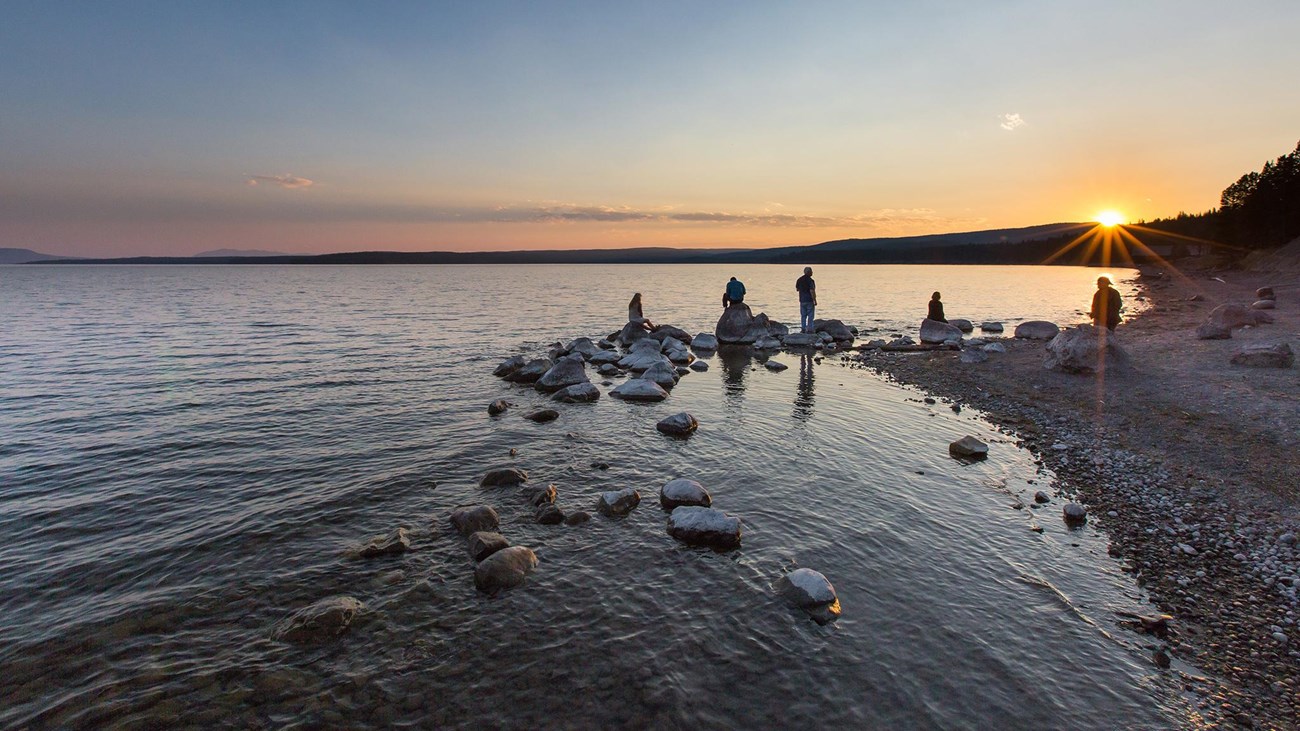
[
  {"left": 450, "top": 505, "right": 500, "bottom": 536},
  {"left": 552, "top": 382, "right": 601, "bottom": 403},
  {"left": 493, "top": 355, "right": 526, "bottom": 378},
  {"left": 563, "top": 337, "right": 601, "bottom": 359},
  {"left": 273, "top": 596, "right": 364, "bottom": 642},
  {"left": 1044, "top": 324, "right": 1129, "bottom": 373},
  {"left": 690, "top": 333, "right": 719, "bottom": 350},
  {"left": 618, "top": 351, "right": 671, "bottom": 373},
  {"left": 1063, "top": 503, "right": 1088, "bottom": 525},
  {"left": 356, "top": 527, "right": 410, "bottom": 558},
  {"left": 640, "top": 361, "right": 680, "bottom": 388},
  {"left": 667, "top": 506, "right": 742, "bottom": 549},
  {"left": 981, "top": 322, "right": 1004, "bottom": 333},
  {"left": 689, "top": 361, "right": 709, "bottom": 372},
  {"left": 488, "top": 399, "right": 511, "bottom": 416},
  {"left": 610, "top": 379, "right": 669, "bottom": 402},
  {"left": 524, "top": 408, "right": 560, "bottom": 422},
  {"left": 589, "top": 349, "right": 623, "bottom": 365},
  {"left": 1153, "top": 647, "right": 1171, "bottom": 669},
  {"left": 596, "top": 363, "right": 621, "bottom": 376},
  {"left": 1230, "top": 342, "right": 1294, "bottom": 368},
  {"left": 535, "top": 503, "right": 565, "bottom": 525},
  {"left": 651, "top": 325, "right": 693, "bottom": 344},
  {"left": 660, "top": 478, "right": 712, "bottom": 510},
  {"left": 467, "top": 531, "right": 510, "bottom": 562},
  {"left": 522, "top": 483, "right": 557, "bottom": 506},
  {"left": 813, "top": 319, "right": 855, "bottom": 341},
  {"left": 948, "top": 435, "right": 989, "bottom": 459},
  {"left": 563, "top": 511, "right": 591, "bottom": 526},
  {"left": 1252, "top": 299, "right": 1276, "bottom": 310},
  {"left": 782, "top": 332, "right": 822, "bottom": 348},
  {"left": 597, "top": 488, "right": 641, "bottom": 516},
  {"left": 616, "top": 321, "right": 653, "bottom": 346},
  {"left": 920, "top": 318, "right": 963, "bottom": 344},
  {"left": 775, "top": 568, "right": 841, "bottom": 624},
  {"left": 656, "top": 412, "right": 698, "bottom": 436},
  {"left": 474, "top": 546, "right": 538, "bottom": 593},
  {"left": 949, "top": 318, "right": 974, "bottom": 333},
  {"left": 1014, "top": 321, "right": 1060, "bottom": 340},
  {"left": 764, "top": 361, "right": 789, "bottom": 372},
  {"left": 481, "top": 467, "right": 528, "bottom": 487},
  {"left": 1195, "top": 322, "right": 1232, "bottom": 340},
  {"left": 535, "top": 354, "right": 589, "bottom": 393},
  {"left": 753, "top": 334, "right": 782, "bottom": 350},
  {"left": 503, "top": 358, "right": 553, "bottom": 383},
  {"left": 1034, "top": 491, "right": 1050, "bottom": 504}
]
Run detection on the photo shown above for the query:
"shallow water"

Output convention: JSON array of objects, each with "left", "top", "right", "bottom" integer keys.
[{"left": 0, "top": 264, "right": 1183, "bottom": 729}]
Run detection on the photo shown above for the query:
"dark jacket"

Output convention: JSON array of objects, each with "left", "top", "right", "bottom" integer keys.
[
  {"left": 928, "top": 300, "right": 946, "bottom": 322},
  {"left": 1091, "top": 287, "right": 1123, "bottom": 328}
]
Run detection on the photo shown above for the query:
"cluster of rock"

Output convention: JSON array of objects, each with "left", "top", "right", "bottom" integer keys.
[
  {"left": 715, "top": 303, "right": 858, "bottom": 353},
  {"left": 1192, "top": 293, "right": 1292, "bottom": 369}
]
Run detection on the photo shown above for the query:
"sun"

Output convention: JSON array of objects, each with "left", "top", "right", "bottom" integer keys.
[{"left": 1096, "top": 210, "right": 1126, "bottom": 227}]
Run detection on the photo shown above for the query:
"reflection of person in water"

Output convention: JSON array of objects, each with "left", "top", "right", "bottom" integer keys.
[
  {"left": 794, "top": 352, "right": 815, "bottom": 421},
  {"left": 716, "top": 345, "right": 752, "bottom": 405}
]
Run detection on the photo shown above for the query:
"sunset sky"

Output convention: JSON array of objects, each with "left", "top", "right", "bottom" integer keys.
[{"left": 2, "top": 1, "right": 1298, "bottom": 257}]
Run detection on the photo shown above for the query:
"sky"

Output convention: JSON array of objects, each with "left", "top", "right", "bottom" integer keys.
[{"left": 2, "top": 0, "right": 1298, "bottom": 257}]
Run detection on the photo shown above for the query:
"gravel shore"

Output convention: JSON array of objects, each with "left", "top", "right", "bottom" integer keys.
[{"left": 845, "top": 263, "right": 1300, "bottom": 729}]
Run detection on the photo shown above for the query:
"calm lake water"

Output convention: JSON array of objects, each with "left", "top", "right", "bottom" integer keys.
[{"left": 0, "top": 264, "right": 1184, "bottom": 729}]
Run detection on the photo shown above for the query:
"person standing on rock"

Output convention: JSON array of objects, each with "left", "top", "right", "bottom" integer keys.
[
  {"left": 1090, "top": 277, "right": 1123, "bottom": 331},
  {"left": 928, "top": 291, "right": 947, "bottom": 323},
  {"left": 795, "top": 267, "right": 817, "bottom": 333},
  {"left": 629, "top": 292, "right": 656, "bottom": 331},
  {"left": 723, "top": 276, "right": 746, "bottom": 308}
]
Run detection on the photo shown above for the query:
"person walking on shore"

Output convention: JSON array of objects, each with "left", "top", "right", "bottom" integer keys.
[
  {"left": 1090, "top": 276, "right": 1123, "bottom": 331},
  {"left": 723, "top": 276, "right": 746, "bottom": 308},
  {"left": 928, "top": 291, "right": 947, "bottom": 323},
  {"left": 628, "top": 292, "right": 656, "bottom": 331},
  {"left": 795, "top": 267, "right": 817, "bottom": 333}
]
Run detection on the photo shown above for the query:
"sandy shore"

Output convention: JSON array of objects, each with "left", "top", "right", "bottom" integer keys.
[{"left": 848, "top": 262, "right": 1300, "bottom": 729}]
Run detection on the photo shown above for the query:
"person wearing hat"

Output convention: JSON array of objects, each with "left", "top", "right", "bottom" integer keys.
[
  {"left": 1090, "top": 276, "right": 1123, "bottom": 331},
  {"left": 795, "top": 266, "right": 817, "bottom": 333}
]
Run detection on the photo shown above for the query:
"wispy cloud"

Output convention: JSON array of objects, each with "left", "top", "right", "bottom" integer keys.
[
  {"left": 481, "top": 204, "right": 949, "bottom": 228},
  {"left": 999, "top": 113, "right": 1026, "bottom": 131},
  {"left": 245, "top": 174, "right": 315, "bottom": 189}
]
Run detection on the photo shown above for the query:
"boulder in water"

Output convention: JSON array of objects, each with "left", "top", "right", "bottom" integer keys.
[
  {"left": 535, "top": 354, "right": 589, "bottom": 393},
  {"left": 616, "top": 321, "right": 652, "bottom": 346},
  {"left": 764, "top": 360, "right": 789, "bottom": 371},
  {"left": 691, "top": 333, "right": 719, "bottom": 350},
  {"left": 552, "top": 382, "right": 601, "bottom": 403},
  {"left": 1063, "top": 503, "right": 1088, "bottom": 525},
  {"left": 356, "top": 527, "right": 410, "bottom": 558},
  {"left": 474, "top": 546, "right": 538, "bottom": 593},
  {"left": 666, "top": 506, "right": 741, "bottom": 549},
  {"left": 467, "top": 531, "right": 510, "bottom": 562},
  {"left": 563, "top": 337, "right": 601, "bottom": 360},
  {"left": 597, "top": 487, "right": 641, "bottom": 516},
  {"left": 1044, "top": 325, "right": 1129, "bottom": 373},
  {"left": 488, "top": 399, "right": 511, "bottom": 416},
  {"left": 659, "top": 478, "right": 712, "bottom": 510},
  {"left": 493, "top": 355, "right": 527, "bottom": 378},
  {"left": 522, "top": 483, "right": 557, "bottom": 506},
  {"left": 588, "top": 350, "right": 622, "bottom": 365},
  {"left": 273, "top": 596, "right": 364, "bottom": 642},
  {"left": 980, "top": 322, "right": 1004, "bottom": 333},
  {"left": 813, "top": 319, "right": 854, "bottom": 341},
  {"left": 524, "top": 408, "right": 560, "bottom": 422},
  {"left": 504, "top": 358, "right": 553, "bottom": 383},
  {"left": 716, "top": 303, "right": 756, "bottom": 343},
  {"left": 782, "top": 332, "right": 821, "bottom": 348},
  {"left": 753, "top": 335, "right": 782, "bottom": 350},
  {"left": 949, "top": 435, "right": 989, "bottom": 459},
  {"left": 651, "top": 325, "right": 693, "bottom": 344},
  {"left": 450, "top": 505, "right": 501, "bottom": 535},
  {"left": 689, "top": 361, "right": 709, "bottom": 372},
  {"left": 1230, "top": 342, "right": 1294, "bottom": 368},
  {"left": 1014, "top": 321, "right": 1060, "bottom": 340},
  {"left": 949, "top": 318, "right": 974, "bottom": 333},
  {"left": 481, "top": 467, "right": 528, "bottom": 487},
  {"left": 563, "top": 511, "right": 591, "bottom": 526},
  {"left": 610, "top": 379, "right": 669, "bottom": 402},
  {"left": 640, "top": 361, "right": 680, "bottom": 388},
  {"left": 775, "top": 568, "right": 841, "bottom": 625},
  {"left": 920, "top": 318, "right": 963, "bottom": 344},
  {"left": 656, "top": 412, "right": 698, "bottom": 436},
  {"left": 535, "top": 503, "right": 565, "bottom": 525}
]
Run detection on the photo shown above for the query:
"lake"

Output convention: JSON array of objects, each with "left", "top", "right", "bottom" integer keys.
[{"left": 0, "top": 263, "right": 1186, "bottom": 729}]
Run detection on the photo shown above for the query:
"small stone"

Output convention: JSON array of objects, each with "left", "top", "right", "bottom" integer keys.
[
  {"left": 1153, "top": 647, "right": 1171, "bottom": 669},
  {"left": 1063, "top": 503, "right": 1087, "bottom": 524},
  {"left": 522, "top": 483, "right": 557, "bottom": 506},
  {"left": 480, "top": 467, "right": 528, "bottom": 487},
  {"left": 656, "top": 412, "right": 699, "bottom": 436},
  {"left": 948, "top": 435, "right": 989, "bottom": 459},
  {"left": 659, "top": 478, "right": 712, "bottom": 510},
  {"left": 450, "top": 505, "right": 500, "bottom": 535},
  {"left": 764, "top": 361, "right": 789, "bottom": 372},
  {"left": 356, "top": 527, "right": 410, "bottom": 558},
  {"left": 524, "top": 408, "right": 560, "bottom": 422},
  {"left": 466, "top": 531, "right": 510, "bottom": 562},
  {"left": 273, "top": 597, "right": 364, "bottom": 643},
  {"left": 563, "top": 510, "right": 591, "bottom": 526},
  {"left": 597, "top": 488, "right": 641, "bottom": 516},
  {"left": 473, "top": 546, "right": 538, "bottom": 593},
  {"left": 689, "top": 361, "right": 709, "bottom": 372},
  {"left": 488, "top": 399, "right": 510, "bottom": 416},
  {"left": 535, "top": 503, "right": 564, "bottom": 525},
  {"left": 1034, "top": 491, "right": 1050, "bottom": 504}
]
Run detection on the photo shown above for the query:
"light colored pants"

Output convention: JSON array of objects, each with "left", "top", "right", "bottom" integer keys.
[{"left": 800, "top": 302, "right": 815, "bottom": 333}]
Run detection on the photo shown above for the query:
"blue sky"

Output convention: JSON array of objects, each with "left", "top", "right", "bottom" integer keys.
[{"left": 2, "top": 0, "right": 1297, "bottom": 255}]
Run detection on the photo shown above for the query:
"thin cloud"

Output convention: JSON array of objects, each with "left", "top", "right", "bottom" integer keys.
[
  {"left": 245, "top": 174, "right": 315, "bottom": 189},
  {"left": 999, "top": 113, "right": 1026, "bottom": 131},
  {"left": 487, "top": 204, "right": 949, "bottom": 228}
]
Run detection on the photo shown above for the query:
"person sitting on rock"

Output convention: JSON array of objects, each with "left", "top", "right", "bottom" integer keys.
[
  {"left": 1090, "top": 277, "right": 1123, "bottom": 331},
  {"left": 723, "top": 276, "right": 746, "bottom": 309},
  {"left": 628, "top": 292, "right": 656, "bottom": 331},
  {"left": 928, "top": 291, "right": 946, "bottom": 323}
]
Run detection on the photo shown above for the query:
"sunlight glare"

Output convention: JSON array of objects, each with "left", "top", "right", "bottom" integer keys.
[{"left": 1096, "top": 210, "right": 1126, "bottom": 227}]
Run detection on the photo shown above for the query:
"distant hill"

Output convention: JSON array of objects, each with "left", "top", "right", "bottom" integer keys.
[
  {"left": 0, "top": 247, "right": 77, "bottom": 264},
  {"left": 194, "top": 248, "right": 290, "bottom": 257}
]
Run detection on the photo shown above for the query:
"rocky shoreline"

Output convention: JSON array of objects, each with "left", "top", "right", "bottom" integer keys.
[{"left": 846, "top": 266, "right": 1300, "bottom": 730}]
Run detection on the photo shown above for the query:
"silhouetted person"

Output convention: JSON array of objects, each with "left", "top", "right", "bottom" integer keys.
[
  {"left": 928, "top": 291, "right": 946, "bottom": 323},
  {"left": 628, "top": 292, "right": 655, "bottom": 331},
  {"left": 723, "top": 276, "right": 746, "bottom": 308},
  {"left": 795, "top": 267, "right": 817, "bottom": 333},
  {"left": 1090, "top": 277, "right": 1122, "bottom": 331}
]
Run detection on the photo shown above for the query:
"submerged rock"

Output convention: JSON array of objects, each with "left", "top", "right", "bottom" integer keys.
[
  {"left": 273, "top": 596, "right": 364, "bottom": 642},
  {"left": 667, "top": 506, "right": 742, "bottom": 549},
  {"left": 535, "top": 503, "right": 565, "bottom": 525},
  {"left": 522, "top": 483, "right": 557, "bottom": 506},
  {"left": 474, "top": 546, "right": 538, "bottom": 593},
  {"left": 659, "top": 478, "right": 712, "bottom": 510},
  {"left": 563, "top": 510, "right": 592, "bottom": 526},
  {"left": 481, "top": 467, "right": 528, "bottom": 487},
  {"left": 488, "top": 399, "right": 511, "bottom": 416},
  {"left": 764, "top": 361, "right": 789, "bottom": 372},
  {"left": 949, "top": 435, "right": 989, "bottom": 459},
  {"left": 656, "top": 412, "right": 698, "bottom": 436},
  {"left": 982, "top": 342, "right": 1007, "bottom": 354},
  {"left": 535, "top": 354, "right": 589, "bottom": 393},
  {"left": 597, "top": 488, "right": 641, "bottom": 516},
  {"left": 920, "top": 318, "right": 962, "bottom": 344},
  {"left": 552, "top": 383, "right": 601, "bottom": 403},
  {"left": 775, "top": 568, "right": 841, "bottom": 625},
  {"left": 1230, "top": 342, "right": 1294, "bottom": 368},
  {"left": 450, "top": 505, "right": 501, "bottom": 536},
  {"left": 691, "top": 333, "right": 720, "bottom": 350},
  {"left": 467, "top": 531, "right": 510, "bottom": 562},
  {"left": 610, "top": 379, "right": 669, "bottom": 402},
  {"left": 493, "top": 355, "right": 526, "bottom": 378},
  {"left": 504, "top": 358, "right": 553, "bottom": 383},
  {"left": 524, "top": 408, "right": 560, "bottom": 422},
  {"left": 356, "top": 527, "right": 410, "bottom": 558},
  {"left": 1014, "top": 321, "right": 1060, "bottom": 340}
]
